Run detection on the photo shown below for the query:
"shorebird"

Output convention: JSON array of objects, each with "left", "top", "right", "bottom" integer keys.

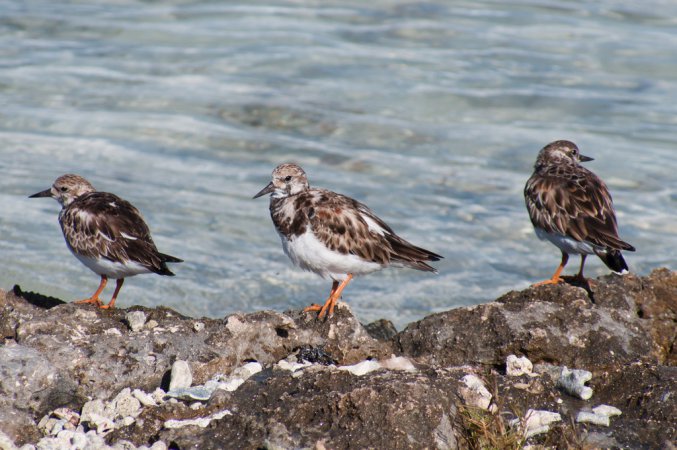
[
  {"left": 254, "top": 163, "right": 442, "bottom": 319},
  {"left": 524, "top": 140, "right": 635, "bottom": 285},
  {"left": 30, "top": 174, "right": 182, "bottom": 308}
]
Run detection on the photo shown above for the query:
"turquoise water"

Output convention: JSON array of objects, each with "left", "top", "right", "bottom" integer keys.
[{"left": 1, "top": 0, "right": 675, "bottom": 328}]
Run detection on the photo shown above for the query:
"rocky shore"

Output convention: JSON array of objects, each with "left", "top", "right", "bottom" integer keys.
[{"left": 0, "top": 269, "right": 675, "bottom": 449}]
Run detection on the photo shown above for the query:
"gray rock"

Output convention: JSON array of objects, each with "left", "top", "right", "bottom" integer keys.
[{"left": 1, "top": 269, "right": 675, "bottom": 450}]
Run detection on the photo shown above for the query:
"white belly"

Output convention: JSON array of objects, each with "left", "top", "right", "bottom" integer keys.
[
  {"left": 280, "top": 228, "right": 383, "bottom": 281},
  {"left": 73, "top": 253, "right": 152, "bottom": 279},
  {"left": 535, "top": 228, "right": 598, "bottom": 255}
]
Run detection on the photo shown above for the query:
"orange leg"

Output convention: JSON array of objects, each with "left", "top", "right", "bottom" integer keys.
[
  {"left": 304, "top": 281, "right": 339, "bottom": 313},
  {"left": 533, "top": 252, "right": 569, "bottom": 286},
  {"left": 99, "top": 278, "right": 124, "bottom": 310},
  {"left": 304, "top": 275, "right": 353, "bottom": 320},
  {"left": 74, "top": 275, "right": 107, "bottom": 306}
]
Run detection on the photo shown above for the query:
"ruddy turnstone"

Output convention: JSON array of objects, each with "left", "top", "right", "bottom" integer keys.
[
  {"left": 254, "top": 163, "right": 442, "bottom": 319},
  {"left": 30, "top": 174, "right": 182, "bottom": 309},
  {"left": 524, "top": 140, "right": 635, "bottom": 285}
]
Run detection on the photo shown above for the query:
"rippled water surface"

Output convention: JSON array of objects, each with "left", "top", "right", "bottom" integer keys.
[{"left": 1, "top": 0, "right": 675, "bottom": 328}]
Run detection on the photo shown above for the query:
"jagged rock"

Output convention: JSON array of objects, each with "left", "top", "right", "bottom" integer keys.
[
  {"left": 396, "top": 270, "right": 675, "bottom": 369},
  {"left": 0, "top": 269, "right": 674, "bottom": 449}
]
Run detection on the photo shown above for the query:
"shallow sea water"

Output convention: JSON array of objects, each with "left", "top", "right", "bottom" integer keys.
[{"left": 1, "top": 0, "right": 675, "bottom": 329}]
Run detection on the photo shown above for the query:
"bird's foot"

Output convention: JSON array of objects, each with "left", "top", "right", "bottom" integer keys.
[
  {"left": 532, "top": 277, "right": 564, "bottom": 287},
  {"left": 74, "top": 297, "right": 103, "bottom": 306},
  {"left": 303, "top": 298, "right": 337, "bottom": 320}
]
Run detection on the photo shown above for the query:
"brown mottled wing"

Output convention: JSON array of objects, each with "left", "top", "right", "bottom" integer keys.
[
  {"left": 61, "top": 192, "right": 179, "bottom": 274},
  {"left": 525, "top": 166, "right": 634, "bottom": 251},
  {"left": 306, "top": 189, "right": 441, "bottom": 271}
]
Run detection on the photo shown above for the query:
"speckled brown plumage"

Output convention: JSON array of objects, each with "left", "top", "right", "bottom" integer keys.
[
  {"left": 59, "top": 191, "right": 180, "bottom": 275},
  {"left": 30, "top": 174, "right": 182, "bottom": 308},
  {"left": 524, "top": 140, "right": 635, "bottom": 284},
  {"left": 255, "top": 163, "right": 442, "bottom": 319}
]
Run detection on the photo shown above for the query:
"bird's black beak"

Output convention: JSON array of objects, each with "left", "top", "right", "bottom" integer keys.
[
  {"left": 579, "top": 154, "right": 594, "bottom": 162},
  {"left": 253, "top": 182, "right": 275, "bottom": 199},
  {"left": 29, "top": 188, "right": 53, "bottom": 198}
]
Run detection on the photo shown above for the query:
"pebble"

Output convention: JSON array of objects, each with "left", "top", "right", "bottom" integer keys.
[
  {"left": 557, "top": 366, "right": 593, "bottom": 400},
  {"left": 125, "top": 311, "right": 147, "bottom": 332},
  {"left": 169, "top": 360, "right": 192, "bottom": 391},
  {"left": 506, "top": 355, "right": 534, "bottom": 377},
  {"left": 132, "top": 389, "right": 158, "bottom": 407},
  {"left": 593, "top": 404, "right": 622, "bottom": 417},
  {"left": 166, "top": 386, "right": 212, "bottom": 402},
  {"left": 513, "top": 409, "right": 562, "bottom": 438},
  {"left": 80, "top": 399, "right": 106, "bottom": 423},
  {"left": 459, "top": 374, "right": 495, "bottom": 412},
  {"left": 576, "top": 411, "right": 610, "bottom": 426},
  {"left": 576, "top": 404, "right": 623, "bottom": 427}
]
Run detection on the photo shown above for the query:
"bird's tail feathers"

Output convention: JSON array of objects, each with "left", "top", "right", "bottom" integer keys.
[
  {"left": 388, "top": 236, "right": 442, "bottom": 273},
  {"left": 597, "top": 249, "right": 629, "bottom": 274}
]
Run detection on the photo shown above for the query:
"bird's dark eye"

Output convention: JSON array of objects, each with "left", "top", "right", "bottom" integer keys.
[
  {"left": 284, "top": 175, "right": 292, "bottom": 182},
  {"left": 59, "top": 186, "right": 68, "bottom": 192},
  {"left": 571, "top": 148, "right": 578, "bottom": 156}
]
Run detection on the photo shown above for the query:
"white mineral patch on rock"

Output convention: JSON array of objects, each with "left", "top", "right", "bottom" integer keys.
[
  {"left": 164, "top": 409, "right": 232, "bottom": 429},
  {"left": 337, "top": 360, "right": 381, "bottom": 376},
  {"left": 275, "top": 358, "right": 312, "bottom": 373},
  {"left": 557, "top": 366, "right": 593, "bottom": 400},
  {"left": 506, "top": 355, "right": 534, "bottom": 377},
  {"left": 380, "top": 356, "right": 417, "bottom": 372},
  {"left": 169, "top": 360, "right": 192, "bottom": 391}
]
